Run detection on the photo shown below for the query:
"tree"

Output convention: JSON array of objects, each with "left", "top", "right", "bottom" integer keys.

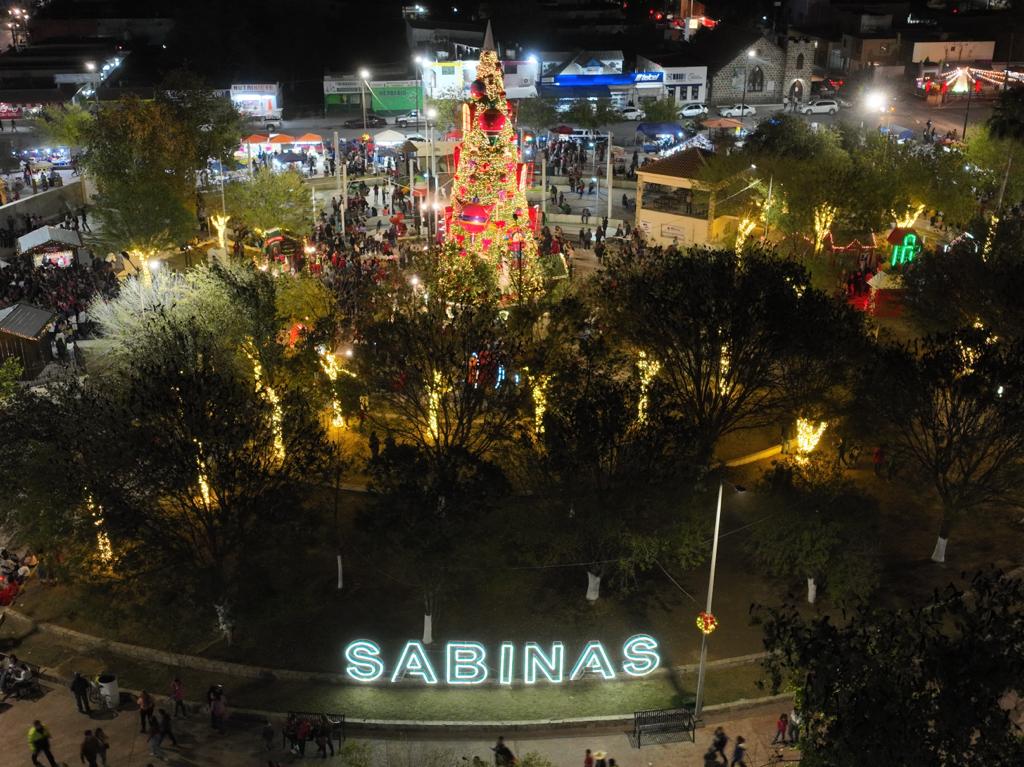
[
  {"left": 0, "top": 357, "right": 20, "bottom": 403},
  {"left": 861, "top": 330, "right": 1024, "bottom": 562},
  {"left": 224, "top": 170, "right": 311, "bottom": 233},
  {"left": 82, "top": 97, "right": 196, "bottom": 255},
  {"left": 641, "top": 98, "right": 680, "bottom": 122},
  {"left": 443, "top": 50, "right": 543, "bottom": 298},
  {"left": 156, "top": 70, "right": 246, "bottom": 169},
  {"left": 532, "top": 303, "right": 706, "bottom": 601},
  {"left": 64, "top": 314, "right": 335, "bottom": 639},
  {"left": 426, "top": 86, "right": 465, "bottom": 131},
  {"left": 748, "top": 458, "right": 879, "bottom": 605},
  {"left": 599, "top": 248, "right": 865, "bottom": 464},
  {"left": 754, "top": 569, "right": 1024, "bottom": 767},
  {"left": 514, "top": 97, "right": 558, "bottom": 132},
  {"left": 32, "top": 103, "right": 94, "bottom": 148},
  {"left": 566, "top": 98, "right": 619, "bottom": 132}
]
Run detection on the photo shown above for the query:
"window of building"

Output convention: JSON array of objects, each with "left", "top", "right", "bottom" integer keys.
[
  {"left": 795, "top": 53, "right": 804, "bottom": 70},
  {"left": 748, "top": 66, "right": 764, "bottom": 92},
  {"left": 691, "top": 84, "right": 701, "bottom": 99}
]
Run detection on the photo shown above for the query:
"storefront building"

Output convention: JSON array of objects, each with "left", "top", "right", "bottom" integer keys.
[
  {"left": 230, "top": 83, "right": 282, "bottom": 119},
  {"left": 635, "top": 55, "right": 708, "bottom": 104},
  {"left": 324, "top": 76, "right": 422, "bottom": 115},
  {"left": 420, "top": 59, "right": 539, "bottom": 100}
]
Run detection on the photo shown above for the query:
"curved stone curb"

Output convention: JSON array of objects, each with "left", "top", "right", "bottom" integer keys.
[{"left": 7, "top": 607, "right": 767, "bottom": 686}]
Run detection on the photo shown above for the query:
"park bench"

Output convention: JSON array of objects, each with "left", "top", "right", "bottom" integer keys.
[
  {"left": 632, "top": 706, "right": 696, "bottom": 748},
  {"left": 284, "top": 710, "right": 345, "bottom": 750},
  {"left": 0, "top": 651, "right": 44, "bottom": 700}
]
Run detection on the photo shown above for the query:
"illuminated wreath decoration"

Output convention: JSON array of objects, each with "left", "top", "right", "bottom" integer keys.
[{"left": 696, "top": 611, "right": 719, "bottom": 635}]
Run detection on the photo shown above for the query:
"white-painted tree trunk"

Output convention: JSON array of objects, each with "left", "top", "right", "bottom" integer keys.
[
  {"left": 806, "top": 577, "right": 817, "bottom": 605},
  {"left": 931, "top": 536, "right": 948, "bottom": 563},
  {"left": 422, "top": 613, "right": 433, "bottom": 645},
  {"left": 336, "top": 553, "right": 344, "bottom": 590},
  {"left": 586, "top": 571, "right": 601, "bottom": 602}
]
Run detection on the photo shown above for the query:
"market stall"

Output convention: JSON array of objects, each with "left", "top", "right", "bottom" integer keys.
[{"left": 16, "top": 226, "right": 83, "bottom": 267}]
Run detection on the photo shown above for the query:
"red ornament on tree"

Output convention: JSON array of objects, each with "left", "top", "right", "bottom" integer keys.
[
  {"left": 459, "top": 203, "right": 492, "bottom": 234},
  {"left": 479, "top": 108, "right": 506, "bottom": 144},
  {"left": 470, "top": 79, "right": 487, "bottom": 100}
]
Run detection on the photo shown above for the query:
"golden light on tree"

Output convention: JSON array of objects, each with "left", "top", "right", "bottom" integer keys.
[
  {"left": 719, "top": 343, "right": 732, "bottom": 394},
  {"left": 636, "top": 351, "right": 661, "bottom": 425},
  {"left": 812, "top": 204, "right": 837, "bottom": 255},
  {"left": 891, "top": 203, "right": 925, "bottom": 229},
  {"left": 318, "top": 348, "right": 356, "bottom": 428},
  {"left": 795, "top": 418, "right": 827, "bottom": 462},
  {"left": 982, "top": 213, "right": 999, "bottom": 262},
  {"left": 531, "top": 373, "right": 549, "bottom": 436},
  {"left": 427, "top": 369, "right": 445, "bottom": 441},
  {"left": 734, "top": 217, "right": 757, "bottom": 256},
  {"left": 211, "top": 214, "right": 230, "bottom": 251},
  {"left": 246, "top": 345, "right": 285, "bottom": 461},
  {"left": 86, "top": 495, "right": 114, "bottom": 568}
]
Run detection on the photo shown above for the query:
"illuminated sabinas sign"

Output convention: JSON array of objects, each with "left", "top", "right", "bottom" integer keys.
[{"left": 343, "top": 635, "right": 660, "bottom": 685}]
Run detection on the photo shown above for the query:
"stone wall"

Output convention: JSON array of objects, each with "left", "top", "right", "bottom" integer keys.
[
  {"left": 708, "top": 35, "right": 786, "bottom": 105},
  {"left": 783, "top": 36, "right": 821, "bottom": 103}
]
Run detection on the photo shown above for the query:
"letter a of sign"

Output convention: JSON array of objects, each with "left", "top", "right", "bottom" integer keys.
[{"left": 391, "top": 641, "right": 439, "bottom": 684}]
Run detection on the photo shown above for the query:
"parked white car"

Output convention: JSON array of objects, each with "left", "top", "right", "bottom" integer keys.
[
  {"left": 799, "top": 99, "right": 840, "bottom": 115},
  {"left": 677, "top": 103, "right": 709, "bottom": 118},
  {"left": 619, "top": 106, "right": 646, "bottom": 121},
  {"left": 718, "top": 104, "right": 756, "bottom": 117}
]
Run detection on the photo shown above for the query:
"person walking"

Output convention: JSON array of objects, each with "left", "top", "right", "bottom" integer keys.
[
  {"left": 711, "top": 727, "right": 729, "bottom": 764},
  {"left": 730, "top": 735, "right": 748, "bottom": 767},
  {"left": 93, "top": 728, "right": 109, "bottom": 766},
  {"left": 28, "top": 720, "right": 58, "bottom": 767},
  {"left": 210, "top": 691, "right": 227, "bottom": 733},
  {"left": 80, "top": 730, "right": 101, "bottom": 767},
  {"left": 262, "top": 720, "right": 275, "bottom": 751},
  {"left": 771, "top": 712, "right": 789, "bottom": 744},
  {"left": 583, "top": 749, "right": 594, "bottom": 767},
  {"left": 492, "top": 736, "right": 516, "bottom": 767},
  {"left": 70, "top": 671, "right": 91, "bottom": 714},
  {"left": 872, "top": 444, "right": 886, "bottom": 477},
  {"left": 170, "top": 677, "right": 186, "bottom": 718},
  {"left": 147, "top": 727, "right": 165, "bottom": 759},
  {"left": 787, "top": 708, "right": 801, "bottom": 744},
  {"left": 158, "top": 709, "right": 178, "bottom": 747},
  {"left": 137, "top": 690, "right": 155, "bottom": 733}
]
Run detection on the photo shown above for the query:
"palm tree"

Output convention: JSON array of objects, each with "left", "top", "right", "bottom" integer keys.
[{"left": 987, "top": 88, "right": 1024, "bottom": 211}]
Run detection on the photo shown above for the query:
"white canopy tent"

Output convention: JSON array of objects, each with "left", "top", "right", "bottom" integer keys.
[
  {"left": 373, "top": 129, "right": 409, "bottom": 146},
  {"left": 16, "top": 226, "right": 83, "bottom": 267}
]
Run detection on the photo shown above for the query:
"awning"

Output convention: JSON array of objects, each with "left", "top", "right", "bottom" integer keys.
[
  {"left": 17, "top": 226, "right": 82, "bottom": 254},
  {"left": 294, "top": 132, "right": 323, "bottom": 144},
  {"left": 635, "top": 122, "right": 685, "bottom": 137},
  {"left": 242, "top": 133, "right": 268, "bottom": 144},
  {"left": 373, "top": 129, "right": 407, "bottom": 146},
  {"left": 268, "top": 133, "right": 295, "bottom": 144},
  {"left": 703, "top": 117, "right": 742, "bottom": 129},
  {"left": 0, "top": 303, "right": 56, "bottom": 340}
]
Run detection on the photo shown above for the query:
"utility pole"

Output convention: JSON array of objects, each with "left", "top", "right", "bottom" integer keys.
[
  {"left": 694, "top": 483, "right": 725, "bottom": 721},
  {"left": 606, "top": 130, "right": 613, "bottom": 223}
]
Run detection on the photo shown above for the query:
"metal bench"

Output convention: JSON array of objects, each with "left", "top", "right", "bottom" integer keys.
[{"left": 633, "top": 706, "right": 696, "bottom": 748}]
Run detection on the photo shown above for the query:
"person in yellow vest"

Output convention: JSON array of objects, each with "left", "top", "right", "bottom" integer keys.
[{"left": 27, "top": 720, "right": 58, "bottom": 767}]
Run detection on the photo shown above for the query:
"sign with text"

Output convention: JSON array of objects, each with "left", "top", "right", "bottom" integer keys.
[{"left": 343, "top": 635, "right": 661, "bottom": 685}]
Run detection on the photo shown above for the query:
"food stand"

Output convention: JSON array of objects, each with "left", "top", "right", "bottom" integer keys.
[{"left": 16, "top": 226, "right": 83, "bottom": 267}]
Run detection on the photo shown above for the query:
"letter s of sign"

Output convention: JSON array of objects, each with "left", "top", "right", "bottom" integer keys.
[
  {"left": 621, "top": 634, "right": 661, "bottom": 677},
  {"left": 344, "top": 640, "right": 385, "bottom": 682}
]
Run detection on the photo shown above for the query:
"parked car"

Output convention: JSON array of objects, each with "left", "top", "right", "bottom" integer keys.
[
  {"left": 677, "top": 103, "right": 709, "bottom": 118},
  {"left": 619, "top": 106, "right": 646, "bottom": 121},
  {"left": 344, "top": 114, "right": 387, "bottom": 129},
  {"left": 394, "top": 110, "right": 424, "bottom": 127},
  {"left": 799, "top": 99, "right": 840, "bottom": 115},
  {"left": 718, "top": 104, "right": 756, "bottom": 117}
]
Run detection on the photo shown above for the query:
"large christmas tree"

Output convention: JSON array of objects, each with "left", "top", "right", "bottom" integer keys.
[{"left": 442, "top": 45, "right": 542, "bottom": 299}]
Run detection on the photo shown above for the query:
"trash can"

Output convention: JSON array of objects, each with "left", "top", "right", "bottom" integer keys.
[{"left": 97, "top": 673, "right": 119, "bottom": 709}]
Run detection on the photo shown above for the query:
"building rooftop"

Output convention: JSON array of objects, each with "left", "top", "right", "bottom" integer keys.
[
  {"left": 0, "top": 303, "right": 56, "bottom": 341},
  {"left": 638, "top": 148, "right": 711, "bottom": 181}
]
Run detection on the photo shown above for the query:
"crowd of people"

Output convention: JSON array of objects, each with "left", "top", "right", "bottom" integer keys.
[{"left": 1, "top": 258, "right": 118, "bottom": 326}]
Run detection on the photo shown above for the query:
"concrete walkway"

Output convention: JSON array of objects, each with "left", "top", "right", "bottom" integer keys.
[{"left": 0, "top": 683, "right": 795, "bottom": 767}]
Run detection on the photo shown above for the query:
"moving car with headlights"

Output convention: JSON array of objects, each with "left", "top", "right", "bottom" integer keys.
[
  {"left": 677, "top": 103, "right": 709, "bottom": 118},
  {"left": 619, "top": 106, "right": 646, "bottom": 121},
  {"left": 799, "top": 99, "right": 840, "bottom": 115},
  {"left": 717, "top": 104, "right": 756, "bottom": 117}
]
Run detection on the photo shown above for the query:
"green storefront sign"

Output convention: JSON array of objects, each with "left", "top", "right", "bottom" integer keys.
[{"left": 324, "top": 81, "right": 423, "bottom": 115}]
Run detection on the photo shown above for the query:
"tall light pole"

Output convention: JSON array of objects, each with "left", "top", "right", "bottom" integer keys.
[
  {"left": 962, "top": 68, "right": 974, "bottom": 141},
  {"left": 426, "top": 106, "right": 438, "bottom": 239},
  {"left": 694, "top": 482, "right": 725, "bottom": 722},
  {"left": 740, "top": 49, "right": 755, "bottom": 119},
  {"left": 359, "top": 67, "right": 371, "bottom": 130},
  {"left": 414, "top": 55, "right": 431, "bottom": 135}
]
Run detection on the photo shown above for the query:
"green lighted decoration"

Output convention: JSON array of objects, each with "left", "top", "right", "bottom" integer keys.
[{"left": 891, "top": 232, "right": 921, "bottom": 266}]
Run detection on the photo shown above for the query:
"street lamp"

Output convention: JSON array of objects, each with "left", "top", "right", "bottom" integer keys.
[
  {"left": 693, "top": 481, "right": 746, "bottom": 721},
  {"left": 85, "top": 61, "right": 97, "bottom": 72},
  {"left": 740, "top": 49, "right": 756, "bottom": 119},
  {"left": 359, "top": 68, "right": 371, "bottom": 130}
]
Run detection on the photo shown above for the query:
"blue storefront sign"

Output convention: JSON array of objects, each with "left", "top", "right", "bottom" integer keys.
[{"left": 553, "top": 72, "right": 664, "bottom": 87}]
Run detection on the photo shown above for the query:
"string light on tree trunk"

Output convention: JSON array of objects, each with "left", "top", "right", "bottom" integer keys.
[
  {"left": 427, "top": 369, "right": 445, "bottom": 441},
  {"left": 891, "top": 203, "right": 925, "bottom": 229},
  {"left": 734, "top": 217, "right": 756, "bottom": 255},
  {"left": 86, "top": 495, "right": 114, "bottom": 568},
  {"left": 636, "top": 351, "right": 661, "bottom": 425},
  {"left": 795, "top": 418, "right": 827, "bottom": 461},
  {"left": 532, "top": 373, "right": 549, "bottom": 436},
  {"left": 812, "top": 204, "right": 837, "bottom": 256},
  {"left": 246, "top": 344, "right": 285, "bottom": 461}
]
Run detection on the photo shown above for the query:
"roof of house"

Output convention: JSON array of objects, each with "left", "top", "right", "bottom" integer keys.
[
  {"left": 637, "top": 148, "right": 711, "bottom": 180},
  {"left": 0, "top": 303, "right": 56, "bottom": 341},
  {"left": 651, "top": 26, "right": 769, "bottom": 71}
]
